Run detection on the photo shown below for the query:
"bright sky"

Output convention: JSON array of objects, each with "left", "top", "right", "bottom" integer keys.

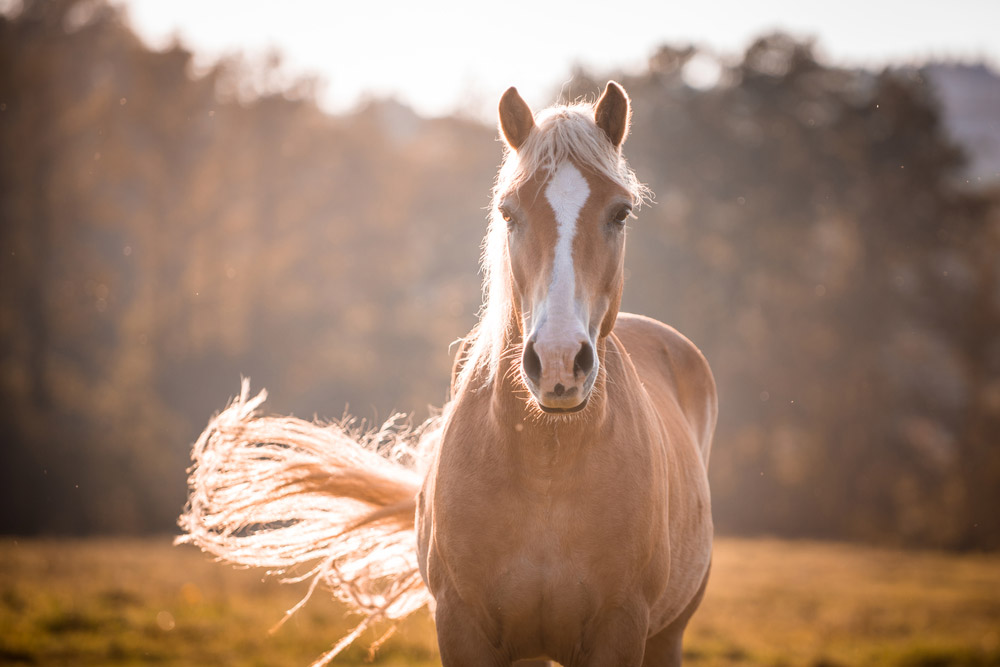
[{"left": 119, "top": 0, "right": 1000, "bottom": 120}]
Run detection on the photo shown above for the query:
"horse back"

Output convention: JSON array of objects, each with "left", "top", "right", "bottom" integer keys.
[{"left": 611, "top": 312, "right": 717, "bottom": 466}]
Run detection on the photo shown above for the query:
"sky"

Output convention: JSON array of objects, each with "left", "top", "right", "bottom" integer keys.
[{"left": 118, "top": 0, "right": 1000, "bottom": 120}]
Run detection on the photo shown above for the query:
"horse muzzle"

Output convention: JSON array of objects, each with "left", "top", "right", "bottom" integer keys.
[{"left": 521, "top": 336, "right": 597, "bottom": 413}]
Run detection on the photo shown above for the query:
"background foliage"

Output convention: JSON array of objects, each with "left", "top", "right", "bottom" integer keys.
[{"left": 1, "top": 0, "right": 998, "bottom": 549}]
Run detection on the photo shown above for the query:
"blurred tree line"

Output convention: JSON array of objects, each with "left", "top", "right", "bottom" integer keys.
[{"left": 1, "top": 2, "right": 998, "bottom": 549}]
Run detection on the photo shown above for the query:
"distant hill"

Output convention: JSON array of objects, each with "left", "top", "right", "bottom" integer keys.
[{"left": 924, "top": 62, "right": 1000, "bottom": 185}]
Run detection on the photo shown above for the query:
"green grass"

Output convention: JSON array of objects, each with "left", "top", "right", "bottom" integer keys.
[
  {"left": 1, "top": 537, "right": 998, "bottom": 666},
  {"left": 686, "top": 539, "right": 1000, "bottom": 666},
  {"left": 0, "top": 538, "right": 438, "bottom": 666}
]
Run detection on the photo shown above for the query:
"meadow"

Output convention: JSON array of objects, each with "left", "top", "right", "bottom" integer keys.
[{"left": 1, "top": 537, "right": 998, "bottom": 666}]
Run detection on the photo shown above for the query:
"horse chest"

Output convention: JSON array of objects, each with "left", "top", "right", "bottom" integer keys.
[
  {"left": 434, "top": 461, "right": 662, "bottom": 653},
  {"left": 455, "top": 500, "right": 608, "bottom": 653}
]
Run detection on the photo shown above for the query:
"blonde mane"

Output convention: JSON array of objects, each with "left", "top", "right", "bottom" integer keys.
[{"left": 457, "top": 101, "right": 651, "bottom": 392}]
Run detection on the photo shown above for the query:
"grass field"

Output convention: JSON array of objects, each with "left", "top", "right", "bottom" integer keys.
[{"left": 1, "top": 537, "right": 998, "bottom": 666}]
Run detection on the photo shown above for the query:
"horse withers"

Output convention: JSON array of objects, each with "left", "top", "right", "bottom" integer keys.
[{"left": 178, "top": 81, "right": 716, "bottom": 667}]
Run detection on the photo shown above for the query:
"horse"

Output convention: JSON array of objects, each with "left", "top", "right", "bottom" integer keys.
[{"left": 177, "top": 81, "right": 717, "bottom": 667}]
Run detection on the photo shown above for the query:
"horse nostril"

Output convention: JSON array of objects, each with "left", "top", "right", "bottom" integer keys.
[
  {"left": 522, "top": 339, "right": 542, "bottom": 386},
  {"left": 574, "top": 342, "right": 595, "bottom": 377}
]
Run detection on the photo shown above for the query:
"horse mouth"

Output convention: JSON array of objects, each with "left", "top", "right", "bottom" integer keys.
[
  {"left": 538, "top": 396, "right": 589, "bottom": 414},
  {"left": 522, "top": 367, "right": 597, "bottom": 415}
]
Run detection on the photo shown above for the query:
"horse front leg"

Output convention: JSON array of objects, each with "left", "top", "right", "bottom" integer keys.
[
  {"left": 641, "top": 565, "right": 711, "bottom": 667},
  {"left": 567, "top": 602, "right": 649, "bottom": 667},
  {"left": 434, "top": 593, "right": 509, "bottom": 667}
]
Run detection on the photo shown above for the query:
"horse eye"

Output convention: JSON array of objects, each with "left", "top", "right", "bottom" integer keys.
[
  {"left": 499, "top": 207, "right": 515, "bottom": 226},
  {"left": 611, "top": 206, "right": 632, "bottom": 226}
]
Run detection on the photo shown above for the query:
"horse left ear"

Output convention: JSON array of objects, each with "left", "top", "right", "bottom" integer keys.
[{"left": 594, "top": 81, "right": 630, "bottom": 148}]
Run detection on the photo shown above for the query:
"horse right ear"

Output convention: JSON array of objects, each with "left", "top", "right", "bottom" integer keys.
[{"left": 498, "top": 87, "right": 535, "bottom": 151}]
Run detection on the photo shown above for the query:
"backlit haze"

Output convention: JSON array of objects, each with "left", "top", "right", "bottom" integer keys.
[{"left": 119, "top": 0, "right": 1000, "bottom": 120}]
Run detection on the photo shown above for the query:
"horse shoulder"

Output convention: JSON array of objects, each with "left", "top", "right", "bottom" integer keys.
[{"left": 612, "top": 312, "right": 718, "bottom": 466}]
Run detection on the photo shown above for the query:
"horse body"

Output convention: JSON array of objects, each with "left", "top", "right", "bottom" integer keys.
[
  {"left": 179, "top": 81, "right": 716, "bottom": 667},
  {"left": 417, "top": 84, "right": 717, "bottom": 666},
  {"left": 419, "top": 317, "right": 713, "bottom": 665}
]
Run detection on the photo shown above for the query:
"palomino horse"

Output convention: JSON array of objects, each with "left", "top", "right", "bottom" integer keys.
[
  {"left": 417, "top": 82, "right": 716, "bottom": 666},
  {"left": 178, "top": 81, "right": 716, "bottom": 667}
]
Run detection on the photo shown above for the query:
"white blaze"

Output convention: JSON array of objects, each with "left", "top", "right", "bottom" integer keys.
[{"left": 540, "top": 162, "right": 589, "bottom": 332}]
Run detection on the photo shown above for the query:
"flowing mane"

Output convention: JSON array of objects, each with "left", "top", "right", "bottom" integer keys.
[{"left": 458, "top": 100, "right": 652, "bottom": 392}]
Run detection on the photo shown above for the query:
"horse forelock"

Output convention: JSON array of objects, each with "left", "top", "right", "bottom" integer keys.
[
  {"left": 455, "top": 101, "right": 651, "bottom": 394},
  {"left": 499, "top": 102, "right": 648, "bottom": 200}
]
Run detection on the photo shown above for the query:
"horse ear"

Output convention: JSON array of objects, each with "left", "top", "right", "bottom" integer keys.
[
  {"left": 594, "top": 81, "right": 631, "bottom": 148},
  {"left": 498, "top": 87, "right": 535, "bottom": 151}
]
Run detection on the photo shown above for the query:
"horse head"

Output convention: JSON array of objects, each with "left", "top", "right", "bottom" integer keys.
[{"left": 494, "top": 82, "right": 639, "bottom": 413}]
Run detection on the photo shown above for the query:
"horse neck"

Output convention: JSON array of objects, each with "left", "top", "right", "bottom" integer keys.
[{"left": 447, "top": 318, "right": 657, "bottom": 489}]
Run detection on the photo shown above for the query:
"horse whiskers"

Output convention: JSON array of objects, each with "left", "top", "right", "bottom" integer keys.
[
  {"left": 596, "top": 367, "right": 620, "bottom": 393},
  {"left": 498, "top": 343, "right": 524, "bottom": 362},
  {"left": 499, "top": 346, "right": 527, "bottom": 385},
  {"left": 502, "top": 361, "right": 525, "bottom": 386}
]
